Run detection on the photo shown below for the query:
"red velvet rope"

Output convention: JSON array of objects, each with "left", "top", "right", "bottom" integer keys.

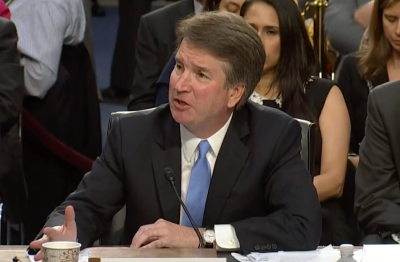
[{"left": 22, "top": 108, "right": 94, "bottom": 172}]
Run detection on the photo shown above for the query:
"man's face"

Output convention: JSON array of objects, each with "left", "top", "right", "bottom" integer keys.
[{"left": 169, "top": 39, "right": 243, "bottom": 137}]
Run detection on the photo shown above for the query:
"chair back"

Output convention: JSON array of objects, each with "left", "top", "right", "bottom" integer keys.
[{"left": 294, "top": 118, "right": 317, "bottom": 176}]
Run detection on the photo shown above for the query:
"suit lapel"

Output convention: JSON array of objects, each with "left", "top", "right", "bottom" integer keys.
[
  {"left": 152, "top": 109, "right": 182, "bottom": 224},
  {"left": 203, "top": 107, "right": 250, "bottom": 226}
]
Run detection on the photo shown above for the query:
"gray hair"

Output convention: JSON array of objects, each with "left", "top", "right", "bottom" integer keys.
[{"left": 175, "top": 12, "right": 266, "bottom": 108}]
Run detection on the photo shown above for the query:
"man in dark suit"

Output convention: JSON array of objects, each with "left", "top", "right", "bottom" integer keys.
[
  {"left": 355, "top": 80, "right": 400, "bottom": 244},
  {"left": 127, "top": 0, "right": 200, "bottom": 110},
  {"left": 0, "top": 17, "right": 27, "bottom": 244},
  {"left": 101, "top": 0, "right": 153, "bottom": 100},
  {"left": 30, "top": 12, "right": 321, "bottom": 256}
]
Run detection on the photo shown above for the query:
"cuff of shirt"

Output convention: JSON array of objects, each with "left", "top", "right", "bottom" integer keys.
[{"left": 214, "top": 224, "right": 240, "bottom": 251}]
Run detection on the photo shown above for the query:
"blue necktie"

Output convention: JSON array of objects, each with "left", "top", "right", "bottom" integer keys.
[{"left": 182, "top": 140, "right": 211, "bottom": 228}]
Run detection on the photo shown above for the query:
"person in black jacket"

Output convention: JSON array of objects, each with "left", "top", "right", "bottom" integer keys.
[{"left": 0, "top": 17, "right": 27, "bottom": 245}]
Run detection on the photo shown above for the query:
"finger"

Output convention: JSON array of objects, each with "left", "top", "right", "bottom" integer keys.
[
  {"left": 43, "top": 227, "right": 60, "bottom": 239},
  {"left": 30, "top": 235, "right": 48, "bottom": 250},
  {"left": 34, "top": 249, "right": 44, "bottom": 261},
  {"left": 141, "top": 239, "right": 164, "bottom": 249},
  {"left": 64, "top": 206, "right": 76, "bottom": 229},
  {"left": 131, "top": 228, "right": 160, "bottom": 248},
  {"left": 130, "top": 224, "right": 156, "bottom": 246},
  {"left": 130, "top": 236, "right": 158, "bottom": 248}
]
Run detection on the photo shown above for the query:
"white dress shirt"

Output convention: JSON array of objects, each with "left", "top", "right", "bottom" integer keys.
[
  {"left": 9, "top": 0, "right": 86, "bottom": 98},
  {"left": 193, "top": 0, "right": 203, "bottom": 15},
  {"left": 180, "top": 113, "right": 240, "bottom": 250}
]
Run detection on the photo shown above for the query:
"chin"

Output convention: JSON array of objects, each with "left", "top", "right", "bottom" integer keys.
[{"left": 171, "top": 109, "right": 192, "bottom": 125}]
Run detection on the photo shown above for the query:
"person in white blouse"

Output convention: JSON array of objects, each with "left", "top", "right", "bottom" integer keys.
[{"left": 29, "top": 12, "right": 321, "bottom": 258}]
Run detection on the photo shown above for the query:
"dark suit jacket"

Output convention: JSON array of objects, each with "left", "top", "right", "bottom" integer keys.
[
  {"left": 355, "top": 80, "right": 400, "bottom": 236},
  {"left": 337, "top": 53, "right": 388, "bottom": 154},
  {"left": 44, "top": 103, "right": 321, "bottom": 254},
  {"left": 0, "top": 17, "right": 27, "bottom": 224},
  {"left": 156, "top": 54, "right": 175, "bottom": 106},
  {"left": 128, "top": 0, "right": 194, "bottom": 111}
]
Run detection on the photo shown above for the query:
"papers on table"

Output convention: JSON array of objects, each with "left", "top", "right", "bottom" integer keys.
[
  {"left": 231, "top": 245, "right": 366, "bottom": 262},
  {"left": 361, "top": 245, "right": 400, "bottom": 262}
]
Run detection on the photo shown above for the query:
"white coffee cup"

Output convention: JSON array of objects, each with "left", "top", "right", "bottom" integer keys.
[{"left": 42, "top": 241, "right": 81, "bottom": 262}]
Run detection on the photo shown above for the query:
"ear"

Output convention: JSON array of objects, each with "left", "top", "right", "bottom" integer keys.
[{"left": 227, "top": 84, "right": 245, "bottom": 109}]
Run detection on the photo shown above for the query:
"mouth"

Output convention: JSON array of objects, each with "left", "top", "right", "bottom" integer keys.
[{"left": 173, "top": 98, "right": 190, "bottom": 109}]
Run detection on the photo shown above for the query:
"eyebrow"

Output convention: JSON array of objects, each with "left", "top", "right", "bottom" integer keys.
[
  {"left": 174, "top": 56, "right": 212, "bottom": 73},
  {"left": 249, "top": 23, "right": 279, "bottom": 30}
]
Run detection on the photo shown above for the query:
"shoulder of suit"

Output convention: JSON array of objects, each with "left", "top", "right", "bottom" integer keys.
[
  {"left": 371, "top": 81, "right": 400, "bottom": 101},
  {"left": 142, "top": 0, "right": 192, "bottom": 21}
]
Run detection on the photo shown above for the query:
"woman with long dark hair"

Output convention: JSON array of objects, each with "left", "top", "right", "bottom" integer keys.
[{"left": 240, "top": 0, "right": 355, "bottom": 245}]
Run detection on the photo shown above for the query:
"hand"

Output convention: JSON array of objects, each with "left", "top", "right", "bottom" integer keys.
[
  {"left": 29, "top": 206, "right": 77, "bottom": 261},
  {"left": 348, "top": 156, "right": 360, "bottom": 168},
  {"left": 354, "top": 1, "right": 374, "bottom": 27},
  {"left": 130, "top": 219, "right": 200, "bottom": 249}
]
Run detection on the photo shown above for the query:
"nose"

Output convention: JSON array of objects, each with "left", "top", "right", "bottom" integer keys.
[
  {"left": 396, "top": 20, "right": 400, "bottom": 36},
  {"left": 173, "top": 70, "right": 192, "bottom": 93}
]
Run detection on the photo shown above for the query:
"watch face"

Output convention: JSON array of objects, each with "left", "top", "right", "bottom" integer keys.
[{"left": 204, "top": 230, "right": 216, "bottom": 243}]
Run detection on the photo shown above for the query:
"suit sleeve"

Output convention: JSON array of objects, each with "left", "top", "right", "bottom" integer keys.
[
  {"left": 43, "top": 117, "right": 125, "bottom": 248},
  {"left": 0, "top": 19, "right": 24, "bottom": 135},
  {"left": 354, "top": 91, "right": 400, "bottom": 234},
  {"left": 155, "top": 54, "right": 175, "bottom": 106},
  {"left": 128, "top": 17, "right": 159, "bottom": 110},
  {"left": 324, "top": 0, "right": 366, "bottom": 55},
  {"left": 232, "top": 119, "right": 322, "bottom": 254}
]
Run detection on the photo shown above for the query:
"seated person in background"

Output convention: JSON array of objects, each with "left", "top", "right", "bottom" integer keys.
[
  {"left": 355, "top": 80, "right": 400, "bottom": 244},
  {"left": 128, "top": 0, "right": 246, "bottom": 110},
  {"left": 337, "top": 0, "right": 400, "bottom": 169},
  {"left": 325, "top": 0, "right": 373, "bottom": 56},
  {"left": 0, "top": 16, "right": 26, "bottom": 243},
  {"left": 30, "top": 12, "right": 321, "bottom": 258},
  {"left": 241, "top": 0, "right": 354, "bottom": 246}
]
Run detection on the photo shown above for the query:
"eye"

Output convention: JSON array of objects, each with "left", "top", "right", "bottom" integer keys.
[
  {"left": 386, "top": 16, "right": 398, "bottom": 23},
  {"left": 265, "top": 29, "right": 278, "bottom": 35},
  {"left": 175, "top": 63, "right": 183, "bottom": 71},
  {"left": 197, "top": 72, "right": 207, "bottom": 78}
]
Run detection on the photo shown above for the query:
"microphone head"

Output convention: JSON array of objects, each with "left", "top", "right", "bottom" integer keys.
[{"left": 163, "top": 168, "right": 175, "bottom": 182}]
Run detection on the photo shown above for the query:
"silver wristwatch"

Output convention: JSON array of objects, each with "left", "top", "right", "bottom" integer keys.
[{"left": 203, "top": 228, "right": 216, "bottom": 248}]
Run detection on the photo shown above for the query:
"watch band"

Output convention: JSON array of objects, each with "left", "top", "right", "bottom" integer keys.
[{"left": 204, "top": 227, "right": 215, "bottom": 249}]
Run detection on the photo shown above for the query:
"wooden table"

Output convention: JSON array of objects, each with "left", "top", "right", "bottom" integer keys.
[
  {"left": 0, "top": 246, "right": 362, "bottom": 262},
  {"left": 0, "top": 246, "right": 236, "bottom": 262}
]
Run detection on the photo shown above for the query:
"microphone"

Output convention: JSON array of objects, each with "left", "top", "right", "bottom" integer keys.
[{"left": 163, "top": 167, "right": 205, "bottom": 248}]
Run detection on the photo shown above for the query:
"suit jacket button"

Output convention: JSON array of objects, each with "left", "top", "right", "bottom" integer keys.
[
  {"left": 254, "top": 245, "right": 260, "bottom": 251},
  {"left": 272, "top": 244, "right": 277, "bottom": 250}
]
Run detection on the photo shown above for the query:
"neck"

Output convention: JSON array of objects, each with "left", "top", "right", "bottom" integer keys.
[
  {"left": 185, "top": 112, "right": 232, "bottom": 139},
  {"left": 255, "top": 72, "right": 280, "bottom": 99}
]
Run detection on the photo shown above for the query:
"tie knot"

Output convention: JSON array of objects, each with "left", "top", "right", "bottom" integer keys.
[{"left": 198, "top": 140, "right": 210, "bottom": 159}]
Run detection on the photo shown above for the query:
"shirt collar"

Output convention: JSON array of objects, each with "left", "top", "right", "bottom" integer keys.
[{"left": 181, "top": 113, "right": 233, "bottom": 161}]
